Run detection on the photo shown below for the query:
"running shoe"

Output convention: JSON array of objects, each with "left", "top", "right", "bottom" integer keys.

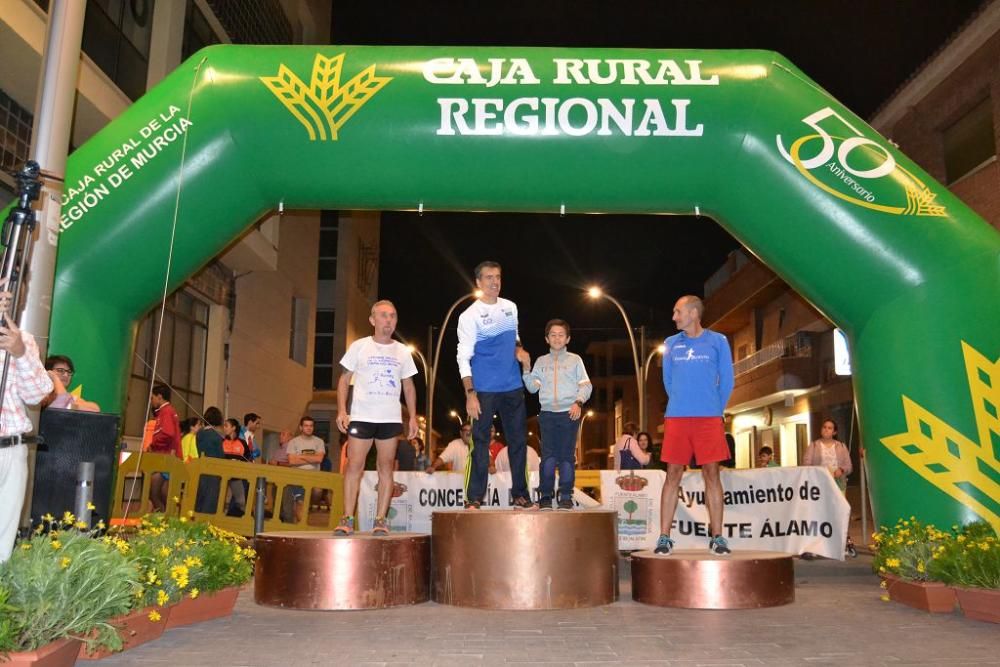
[
  {"left": 708, "top": 535, "right": 732, "bottom": 555},
  {"left": 538, "top": 496, "right": 553, "bottom": 511},
  {"left": 556, "top": 498, "right": 574, "bottom": 511},
  {"left": 511, "top": 496, "right": 539, "bottom": 510},
  {"left": 333, "top": 515, "right": 354, "bottom": 536},
  {"left": 463, "top": 500, "right": 481, "bottom": 510},
  {"left": 653, "top": 534, "right": 675, "bottom": 555},
  {"left": 372, "top": 517, "right": 389, "bottom": 536}
]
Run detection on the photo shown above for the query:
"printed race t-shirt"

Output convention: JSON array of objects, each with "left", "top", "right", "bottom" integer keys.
[{"left": 340, "top": 336, "right": 418, "bottom": 423}]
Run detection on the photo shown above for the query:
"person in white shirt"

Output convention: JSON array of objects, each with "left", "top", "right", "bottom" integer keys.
[
  {"left": 493, "top": 444, "right": 540, "bottom": 473},
  {"left": 426, "top": 423, "right": 471, "bottom": 475},
  {"left": 334, "top": 300, "right": 418, "bottom": 536}
]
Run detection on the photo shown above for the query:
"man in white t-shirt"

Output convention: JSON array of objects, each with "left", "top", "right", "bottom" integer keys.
[
  {"left": 426, "top": 423, "right": 471, "bottom": 475},
  {"left": 334, "top": 300, "right": 418, "bottom": 536}
]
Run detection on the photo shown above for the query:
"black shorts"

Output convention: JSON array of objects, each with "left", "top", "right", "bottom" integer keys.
[{"left": 348, "top": 421, "right": 403, "bottom": 440}]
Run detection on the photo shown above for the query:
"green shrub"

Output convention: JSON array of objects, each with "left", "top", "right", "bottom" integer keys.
[{"left": 927, "top": 521, "right": 1000, "bottom": 589}]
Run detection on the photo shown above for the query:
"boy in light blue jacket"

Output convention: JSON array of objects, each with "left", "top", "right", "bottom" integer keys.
[{"left": 518, "top": 319, "right": 592, "bottom": 510}]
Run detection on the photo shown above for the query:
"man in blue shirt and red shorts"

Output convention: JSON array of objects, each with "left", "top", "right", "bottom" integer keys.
[{"left": 654, "top": 295, "right": 734, "bottom": 556}]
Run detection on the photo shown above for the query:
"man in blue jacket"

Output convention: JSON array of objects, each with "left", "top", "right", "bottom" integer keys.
[{"left": 654, "top": 295, "right": 734, "bottom": 556}]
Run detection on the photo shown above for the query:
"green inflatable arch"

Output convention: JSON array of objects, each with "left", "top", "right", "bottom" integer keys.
[{"left": 49, "top": 46, "right": 1000, "bottom": 532}]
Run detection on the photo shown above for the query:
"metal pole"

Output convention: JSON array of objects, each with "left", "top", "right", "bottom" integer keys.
[
  {"left": 430, "top": 293, "right": 476, "bottom": 456},
  {"left": 74, "top": 461, "right": 95, "bottom": 530},
  {"left": 602, "top": 293, "right": 642, "bottom": 432},
  {"left": 21, "top": 0, "right": 88, "bottom": 352},
  {"left": 639, "top": 325, "right": 647, "bottom": 431},
  {"left": 253, "top": 476, "right": 267, "bottom": 535}
]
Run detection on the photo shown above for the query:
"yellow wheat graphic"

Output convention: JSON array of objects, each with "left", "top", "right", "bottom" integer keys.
[
  {"left": 881, "top": 341, "right": 1000, "bottom": 533},
  {"left": 902, "top": 183, "right": 947, "bottom": 217},
  {"left": 260, "top": 53, "right": 391, "bottom": 141}
]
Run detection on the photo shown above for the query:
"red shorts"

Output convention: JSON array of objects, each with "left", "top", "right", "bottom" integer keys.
[{"left": 660, "top": 417, "right": 729, "bottom": 466}]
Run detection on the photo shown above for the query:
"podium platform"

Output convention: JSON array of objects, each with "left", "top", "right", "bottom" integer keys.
[
  {"left": 254, "top": 531, "right": 430, "bottom": 610},
  {"left": 631, "top": 549, "right": 794, "bottom": 609},
  {"left": 432, "top": 509, "right": 618, "bottom": 609}
]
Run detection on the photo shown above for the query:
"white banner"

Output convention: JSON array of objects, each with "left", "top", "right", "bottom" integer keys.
[
  {"left": 600, "top": 467, "right": 851, "bottom": 559},
  {"left": 358, "top": 471, "right": 599, "bottom": 533}
]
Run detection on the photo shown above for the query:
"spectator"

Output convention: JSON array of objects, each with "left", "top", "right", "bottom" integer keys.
[
  {"left": 270, "top": 429, "right": 292, "bottom": 465},
  {"left": 488, "top": 426, "right": 504, "bottom": 466},
  {"left": 802, "top": 418, "right": 856, "bottom": 557},
  {"left": 412, "top": 437, "right": 430, "bottom": 471},
  {"left": 615, "top": 422, "right": 650, "bottom": 470},
  {"left": 194, "top": 406, "right": 225, "bottom": 513},
  {"left": 426, "top": 423, "right": 471, "bottom": 475},
  {"left": 180, "top": 417, "right": 201, "bottom": 462},
  {"left": 148, "top": 384, "right": 181, "bottom": 512},
  {"left": 0, "top": 292, "right": 53, "bottom": 562},
  {"left": 241, "top": 412, "right": 263, "bottom": 463},
  {"left": 494, "top": 443, "right": 540, "bottom": 473},
  {"left": 756, "top": 445, "right": 779, "bottom": 468},
  {"left": 222, "top": 417, "right": 250, "bottom": 516},
  {"left": 396, "top": 436, "right": 417, "bottom": 471},
  {"left": 41, "top": 355, "right": 100, "bottom": 411},
  {"left": 286, "top": 416, "right": 326, "bottom": 516}
]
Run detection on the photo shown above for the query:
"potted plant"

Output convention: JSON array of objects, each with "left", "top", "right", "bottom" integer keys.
[
  {"left": 129, "top": 514, "right": 255, "bottom": 629},
  {"left": 0, "top": 513, "right": 140, "bottom": 666},
  {"left": 871, "top": 516, "right": 956, "bottom": 612},
  {"left": 927, "top": 521, "right": 1000, "bottom": 623}
]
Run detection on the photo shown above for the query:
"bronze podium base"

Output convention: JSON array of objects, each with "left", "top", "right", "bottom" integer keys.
[
  {"left": 254, "top": 531, "right": 430, "bottom": 610},
  {"left": 431, "top": 509, "right": 618, "bottom": 610},
  {"left": 631, "top": 549, "right": 794, "bottom": 609}
]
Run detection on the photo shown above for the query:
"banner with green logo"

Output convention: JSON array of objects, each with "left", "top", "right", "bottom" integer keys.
[{"left": 44, "top": 46, "right": 999, "bottom": 533}]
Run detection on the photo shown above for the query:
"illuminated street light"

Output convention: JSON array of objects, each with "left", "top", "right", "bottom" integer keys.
[
  {"left": 643, "top": 344, "right": 666, "bottom": 382},
  {"left": 587, "top": 285, "right": 644, "bottom": 431},
  {"left": 449, "top": 409, "right": 464, "bottom": 426},
  {"left": 576, "top": 409, "right": 596, "bottom": 468}
]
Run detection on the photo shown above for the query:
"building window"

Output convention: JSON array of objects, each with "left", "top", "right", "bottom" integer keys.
[
  {"left": 182, "top": 0, "right": 221, "bottom": 61},
  {"left": 204, "top": 0, "right": 292, "bottom": 44},
  {"left": 318, "top": 214, "right": 338, "bottom": 280},
  {"left": 82, "top": 0, "right": 155, "bottom": 101},
  {"left": 125, "top": 290, "right": 210, "bottom": 436},
  {"left": 0, "top": 90, "right": 33, "bottom": 174},
  {"left": 289, "top": 297, "right": 309, "bottom": 365},
  {"left": 944, "top": 96, "right": 996, "bottom": 184},
  {"left": 313, "top": 308, "right": 335, "bottom": 390}
]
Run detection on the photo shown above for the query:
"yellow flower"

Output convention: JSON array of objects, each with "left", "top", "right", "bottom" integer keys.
[
  {"left": 880, "top": 595, "right": 890, "bottom": 602},
  {"left": 50, "top": 540, "right": 62, "bottom": 549},
  {"left": 86, "top": 501, "right": 96, "bottom": 511},
  {"left": 96, "top": 520, "right": 106, "bottom": 530},
  {"left": 189, "top": 588, "right": 200, "bottom": 599},
  {"left": 172, "top": 496, "right": 180, "bottom": 504},
  {"left": 179, "top": 517, "right": 188, "bottom": 523},
  {"left": 184, "top": 556, "right": 202, "bottom": 568},
  {"left": 159, "top": 546, "right": 170, "bottom": 558},
  {"left": 20, "top": 543, "right": 31, "bottom": 551},
  {"left": 979, "top": 542, "right": 990, "bottom": 551},
  {"left": 957, "top": 535, "right": 966, "bottom": 543},
  {"left": 148, "top": 610, "right": 161, "bottom": 622},
  {"left": 157, "top": 589, "right": 169, "bottom": 606},
  {"left": 62, "top": 511, "right": 75, "bottom": 525},
  {"left": 74, "top": 521, "right": 88, "bottom": 530},
  {"left": 886, "top": 558, "right": 901, "bottom": 568},
  {"left": 60, "top": 556, "right": 72, "bottom": 569},
  {"left": 879, "top": 580, "right": 887, "bottom": 589},
  {"left": 916, "top": 561, "right": 925, "bottom": 573},
  {"left": 41, "top": 513, "right": 55, "bottom": 524}
]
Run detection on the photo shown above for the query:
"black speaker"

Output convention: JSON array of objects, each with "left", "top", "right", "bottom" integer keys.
[{"left": 31, "top": 409, "right": 120, "bottom": 526}]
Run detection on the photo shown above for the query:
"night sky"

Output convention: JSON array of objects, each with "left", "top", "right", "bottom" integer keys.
[{"left": 330, "top": 1, "right": 988, "bottom": 432}]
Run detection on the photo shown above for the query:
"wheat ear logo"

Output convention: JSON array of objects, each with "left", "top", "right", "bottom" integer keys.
[
  {"left": 259, "top": 53, "right": 391, "bottom": 141},
  {"left": 881, "top": 341, "right": 1000, "bottom": 532}
]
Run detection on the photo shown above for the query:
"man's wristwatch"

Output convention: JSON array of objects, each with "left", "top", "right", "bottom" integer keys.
[
  {"left": 466, "top": 388, "right": 476, "bottom": 395},
  {"left": 574, "top": 400, "right": 584, "bottom": 408}
]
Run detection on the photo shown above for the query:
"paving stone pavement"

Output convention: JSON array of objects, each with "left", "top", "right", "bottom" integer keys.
[{"left": 95, "top": 555, "right": 1000, "bottom": 666}]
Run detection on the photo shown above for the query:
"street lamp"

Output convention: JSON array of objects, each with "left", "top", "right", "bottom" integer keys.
[
  {"left": 427, "top": 289, "right": 483, "bottom": 455},
  {"left": 576, "top": 409, "right": 595, "bottom": 469},
  {"left": 448, "top": 409, "right": 464, "bottom": 426},
  {"left": 587, "top": 286, "right": 644, "bottom": 431},
  {"left": 643, "top": 344, "right": 666, "bottom": 382},
  {"left": 407, "top": 344, "right": 431, "bottom": 436}
]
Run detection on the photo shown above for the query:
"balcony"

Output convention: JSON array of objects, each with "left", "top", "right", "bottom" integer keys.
[
  {"left": 703, "top": 251, "right": 786, "bottom": 334},
  {"left": 728, "top": 332, "right": 819, "bottom": 409}
]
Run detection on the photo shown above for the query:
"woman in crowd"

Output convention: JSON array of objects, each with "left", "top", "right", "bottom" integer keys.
[
  {"left": 614, "top": 422, "right": 650, "bottom": 470},
  {"left": 412, "top": 437, "right": 430, "bottom": 471},
  {"left": 802, "top": 418, "right": 857, "bottom": 557},
  {"left": 222, "top": 417, "right": 250, "bottom": 516},
  {"left": 180, "top": 417, "right": 201, "bottom": 462}
]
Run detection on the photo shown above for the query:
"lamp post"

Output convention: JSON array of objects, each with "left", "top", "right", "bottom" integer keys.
[
  {"left": 407, "top": 344, "right": 430, "bottom": 435},
  {"left": 427, "top": 290, "right": 482, "bottom": 455},
  {"left": 588, "top": 286, "right": 644, "bottom": 431},
  {"left": 449, "top": 409, "right": 464, "bottom": 426},
  {"left": 576, "top": 409, "right": 595, "bottom": 470},
  {"left": 644, "top": 344, "right": 665, "bottom": 382}
]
